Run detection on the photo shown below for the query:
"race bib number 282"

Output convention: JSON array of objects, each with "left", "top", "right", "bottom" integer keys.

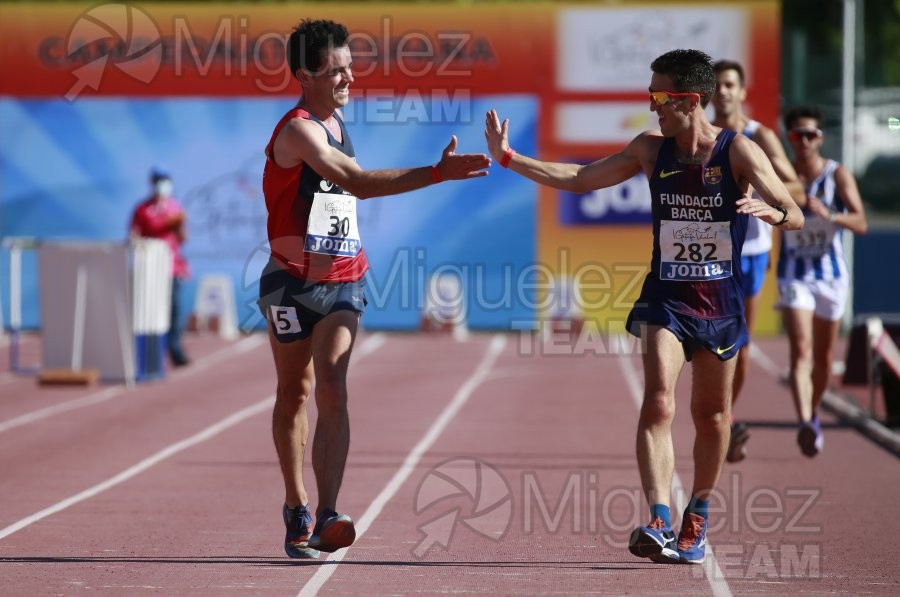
[{"left": 659, "top": 220, "right": 733, "bottom": 282}]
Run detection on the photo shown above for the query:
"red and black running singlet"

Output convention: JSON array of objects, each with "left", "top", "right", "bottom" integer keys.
[{"left": 262, "top": 107, "right": 369, "bottom": 283}]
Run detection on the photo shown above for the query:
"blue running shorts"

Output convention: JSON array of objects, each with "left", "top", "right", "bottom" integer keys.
[
  {"left": 626, "top": 303, "right": 748, "bottom": 361},
  {"left": 740, "top": 252, "right": 769, "bottom": 298},
  {"left": 257, "top": 259, "right": 367, "bottom": 343}
]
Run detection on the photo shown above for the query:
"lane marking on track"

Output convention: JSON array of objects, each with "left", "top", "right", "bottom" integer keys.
[
  {"left": 750, "top": 343, "right": 900, "bottom": 456},
  {"left": 0, "top": 334, "right": 266, "bottom": 435},
  {"left": 0, "top": 399, "right": 274, "bottom": 541},
  {"left": 0, "top": 332, "right": 385, "bottom": 541},
  {"left": 748, "top": 342, "right": 781, "bottom": 376},
  {"left": 0, "top": 369, "right": 28, "bottom": 384},
  {"left": 617, "top": 346, "right": 732, "bottom": 597},
  {"left": 297, "top": 334, "right": 507, "bottom": 597}
]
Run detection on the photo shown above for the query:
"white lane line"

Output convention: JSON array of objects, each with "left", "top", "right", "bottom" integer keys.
[
  {"left": 0, "top": 333, "right": 386, "bottom": 541},
  {"left": 298, "top": 334, "right": 507, "bottom": 597},
  {"left": 750, "top": 343, "right": 900, "bottom": 455},
  {"left": 617, "top": 347, "right": 732, "bottom": 597},
  {"left": 0, "top": 334, "right": 266, "bottom": 435},
  {"left": 168, "top": 333, "right": 267, "bottom": 377},
  {"left": 0, "top": 386, "right": 123, "bottom": 434},
  {"left": 0, "top": 398, "right": 274, "bottom": 541},
  {"left": 748, "top": 342, "right": 782, "bottom": 377}
]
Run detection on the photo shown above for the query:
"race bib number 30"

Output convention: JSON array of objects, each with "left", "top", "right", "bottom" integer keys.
[
  {"left": 659, "top": 220, "right": 733, "bottom": 282},
  {"left": 306, "top": 192, "right": 362, "bottom": 257}
]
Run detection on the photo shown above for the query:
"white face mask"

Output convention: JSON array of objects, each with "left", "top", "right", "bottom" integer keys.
[{"left": 154, "top": 179, "right": 174, "bottom": 197}]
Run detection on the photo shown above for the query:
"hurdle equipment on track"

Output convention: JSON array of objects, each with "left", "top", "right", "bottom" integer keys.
[
  {"left": 132, "top": 239, "right": 173, "bottom": 381},
  {"left": 37, "top": 242, "right": 136, "bottom": 385},
  {"left": 420, "top": 272, "right": 467, "bottom": 339},
  {"left": 866, "top": 317, "right": 900, "bottom": 425},
  {"left": 544, "top": 275, "right": 585, "bottom": 337},
  {"left": 2, "top": 237, "right": 41, "bottom": 375},
  {"left": 188, "top": 274, "right": 239, "bottom": 339}
]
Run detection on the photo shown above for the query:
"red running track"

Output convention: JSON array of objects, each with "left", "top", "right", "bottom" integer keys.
[{"left": 0, "top": 330, "right": 897, "bottom": 595}]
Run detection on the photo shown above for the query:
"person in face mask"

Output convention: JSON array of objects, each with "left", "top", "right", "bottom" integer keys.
[{"left": 130, "top": 167, "right": 191, "bottom": 366}]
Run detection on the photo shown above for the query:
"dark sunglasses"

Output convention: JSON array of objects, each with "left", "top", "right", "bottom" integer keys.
[{"left": 789, "top": 128, "right": 822, "bottom": 141}]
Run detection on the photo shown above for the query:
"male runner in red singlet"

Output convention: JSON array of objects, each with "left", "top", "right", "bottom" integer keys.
[
  {"left": 261, "top": 19, "right": 490, "bottom": 559},
  {"left": 486, "top": 49, "right": 802, "bottom": 564}
]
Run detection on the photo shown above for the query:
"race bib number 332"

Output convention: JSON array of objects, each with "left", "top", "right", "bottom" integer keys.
[
  {"left": 783, "top": 217, "right": 836, "bottom": 259},
  {"left": 659, "top": 220, "right": 733, "bottom": 281},
  {"left": 306, "top": 192, "right": 362, "bottom": 257}
]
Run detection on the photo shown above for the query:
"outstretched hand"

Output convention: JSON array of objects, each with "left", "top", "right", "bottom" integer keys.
[
  {"left": 435, "top": 135, "right": 491, "bottom": 180},
  {"left": 484, "top": 109, "right": 510, "bottom": 162},
  {"left": 736, "top": 195, "right": 786, "bottom": 225}
]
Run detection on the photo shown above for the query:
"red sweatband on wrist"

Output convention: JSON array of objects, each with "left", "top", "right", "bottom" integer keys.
[
  {"left": 500, "top": 148, "right": 516, "bottom": 168},
  {"left": 430, "top": 165, "right": 443, "bottom": 183}
]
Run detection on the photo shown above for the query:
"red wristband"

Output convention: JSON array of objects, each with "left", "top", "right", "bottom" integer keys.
[
  {"left": 500, "top": 148, "right": 516, "bottom": 168},
  {"left": 430, "top": 165, "right": 443, "bottom": 183}
]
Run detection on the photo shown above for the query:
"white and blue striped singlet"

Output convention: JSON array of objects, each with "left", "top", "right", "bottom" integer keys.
[
  {"left": 777, "top": 159, "right": 847, "bottom": 282},
  {"left": 740, "top": 120, "right": 773, "bottom": 257}
]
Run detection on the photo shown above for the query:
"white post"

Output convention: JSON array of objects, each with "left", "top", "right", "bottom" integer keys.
[
  {"left": 71, "top": 263, "right": 88, "bottom": 371},
  {"left": 9, "top": 243, "right": 23, "bottom": 372},
  {"left": 10, "top": 244, "right": 22, "bottom": 331},
  {"left": 842, "top": 0, "right": 856, "bottom": 173},
  {"left": 841, "top": 0, "right": 858, "bottom": 330},
  {"left": 115, "top": 284, "right": 136, "bottom": 386}
]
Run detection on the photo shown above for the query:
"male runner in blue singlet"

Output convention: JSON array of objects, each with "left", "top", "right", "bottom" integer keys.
[
  {"left": 485, "top": 49, "right": 803, "bottom": 564},
  {"left": 712, "top": 59, "right": 807, "bottom": 463}
]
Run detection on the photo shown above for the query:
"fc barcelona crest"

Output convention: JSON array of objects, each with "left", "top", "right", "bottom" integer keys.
[{"left": 703, "top": 166, "right": 722, "bottom": 185}]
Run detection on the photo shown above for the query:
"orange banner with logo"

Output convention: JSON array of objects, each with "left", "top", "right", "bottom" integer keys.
[{"left": 0, "top": 2, "right": 552, "bottom": 98}]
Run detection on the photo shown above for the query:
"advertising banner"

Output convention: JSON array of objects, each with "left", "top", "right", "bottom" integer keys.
[{"left": 1, "top": 1, "right": 781, "bottom": 334}]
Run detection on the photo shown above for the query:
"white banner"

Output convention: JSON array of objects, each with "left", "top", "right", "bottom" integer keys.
[{"left": 557, "top": 7, "right": 748, "bottom": 92}]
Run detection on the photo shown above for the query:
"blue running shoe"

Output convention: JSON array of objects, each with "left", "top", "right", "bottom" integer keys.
[
  {"left": 309, "top": 508, "right": 356, "bottom": 553},
  {"left": 798, "top": 415, "right": 824, "bottom": 457},
  {"left": 283, "top": 504, "right": 320, "bottom": 559},
  {"left": 676, "top": 512, "right": 708, "bottom": 564},
  {"left": 628, "top": 516, "right": 679, "bottom": 563}
]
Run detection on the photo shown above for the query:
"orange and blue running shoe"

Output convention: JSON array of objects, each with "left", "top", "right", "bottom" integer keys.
[
  {"left": 283, "top": 504, "right": 320, "bottom": 559},
  {"left": 676, "top": 512, "right": 708, "bottom": 564},
  {"left": 628, "top": 516, "right": 679, "bottom": 563},
  {"left": 309, "top": 508, "right": 356, "bottom": 553}
]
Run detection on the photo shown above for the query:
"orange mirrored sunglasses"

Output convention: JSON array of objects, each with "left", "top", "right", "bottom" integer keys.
[{"left": 649, "top": 90, "right": 705, "bottom": 106}]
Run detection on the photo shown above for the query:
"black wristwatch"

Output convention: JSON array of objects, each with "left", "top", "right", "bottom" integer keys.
[{"left": 773, "top": 205, "right": 789, "bottom": 226}]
